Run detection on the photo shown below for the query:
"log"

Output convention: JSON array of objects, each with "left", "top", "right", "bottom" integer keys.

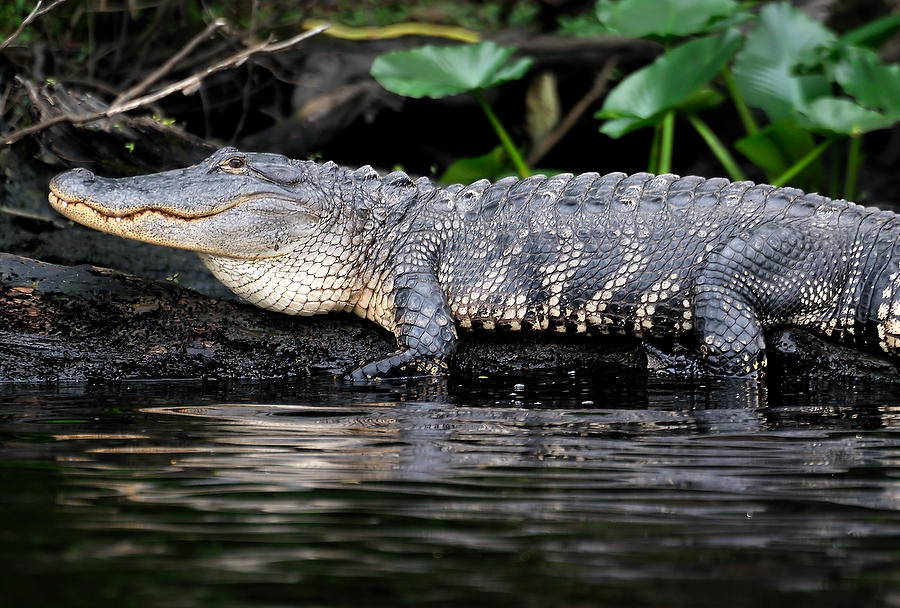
[{"left": 0, "top": 253, "right": 635, "bottom": 382}]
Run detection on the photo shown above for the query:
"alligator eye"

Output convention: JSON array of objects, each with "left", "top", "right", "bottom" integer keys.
[{"left": 220, "top": 157, "right": 247, "bottom": 173}]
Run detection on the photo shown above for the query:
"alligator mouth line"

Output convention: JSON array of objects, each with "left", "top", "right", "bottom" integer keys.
[{"left": 47, "top": 189, "right": 235, "bottom": 225}]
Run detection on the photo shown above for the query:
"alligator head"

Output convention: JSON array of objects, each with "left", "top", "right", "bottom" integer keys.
[{"left": 48, "top": 147, "right": 325, "bottom": 259}]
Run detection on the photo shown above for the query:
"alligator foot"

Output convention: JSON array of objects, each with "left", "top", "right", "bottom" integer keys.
[
  {"left": 643, "top": 342, "right": 703, "bottom": 376},
  {"left": 643, "top": 342, "right": 764, "bottom": 378},
  {"left": 346, "top": 350, "right": 448, "bottom": 381}
]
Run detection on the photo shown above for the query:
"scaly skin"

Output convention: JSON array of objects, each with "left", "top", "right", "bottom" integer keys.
[{"left": 48, "top": 147, "right": 900, "bottom": 378}]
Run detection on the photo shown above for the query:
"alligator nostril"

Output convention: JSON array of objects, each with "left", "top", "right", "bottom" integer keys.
[{"left": 71, "top": 167, "right": 95, "bottom": 182}]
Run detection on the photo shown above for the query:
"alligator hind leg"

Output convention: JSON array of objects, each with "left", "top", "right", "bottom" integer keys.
[
  {"left": 693, "top": 281, "right": 767, "bottom": 376},
  {"left": 692, "top": 224, "right": 844, "bottom": 377},
  {"left": 348, "top": 271, "right": 457, "bottom": 380}
]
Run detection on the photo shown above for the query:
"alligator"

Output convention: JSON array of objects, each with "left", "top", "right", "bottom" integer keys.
[{"left": 48, "top": 147, "right": 900, "bottom": 379}]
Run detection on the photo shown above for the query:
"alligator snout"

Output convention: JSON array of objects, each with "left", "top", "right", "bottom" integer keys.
[{"left": 49, "top": 167, "right": 95, "bottom": 196}]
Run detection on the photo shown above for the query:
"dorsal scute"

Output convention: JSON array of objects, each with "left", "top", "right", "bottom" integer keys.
[
  {"left": 374, "top": 170, "right": 419, "bottom": 221},
  {"left": 669, "top": 175, "right": 705, "bottom": 193},
  {"left": 734, "top": 183, "right": 774, "bottom": 215},
  {"left": 477, "top": 177, "right": 518, "bottom": 214},
  {"left": 384, "top": 170, "right": 415, "bottom": 188},
  {"left": 555, "top": 172, "right": 600, "bottom": 214},
  {"left": 695, "top": 176, "right": 731, "bottom": 194},
  {"left": 415, "top": 175, "right": 435, "bottom": 196},
  {"left": 531, "top": 173, "right": 575, "bottom": 208},
  {"left": 503, "top": 175, "right": 546, "bottom": 215},
  {"left": 582, "top": 172, "right": 626, "bottom": 214},
  {"left": 451, "top": 178, "right": 492, "bottom": 213},
  {"left": 613, "top": 172, "right": 653, "bottom": 210},
  {"left": 463, "top": 178, "right": 492, "bottom": 193},
  {"left": 352, "top": 165, "right": 379, "bottom": 181},
  {"left": 786, "top": 191, "right": 828, "bottom": 218},
  {"left": 764, "top": 185, "right": 805, "bottom": 214}
]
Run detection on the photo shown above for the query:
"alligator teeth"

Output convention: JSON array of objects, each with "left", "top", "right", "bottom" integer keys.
[
  {"left": 61, "top": 200, "right": 68, "bottom": 208},
  {"left": 115, "top": 216, "right": 122, "bottom": 223}
]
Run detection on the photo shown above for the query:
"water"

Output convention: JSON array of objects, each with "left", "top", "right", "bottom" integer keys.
[{"left": 1, "top": 371, "right": 899, "bottom": 607}]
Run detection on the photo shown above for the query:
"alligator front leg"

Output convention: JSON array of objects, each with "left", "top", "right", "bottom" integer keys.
[{"left": 348, "top": 271, "right": 457, "bottom": 380}]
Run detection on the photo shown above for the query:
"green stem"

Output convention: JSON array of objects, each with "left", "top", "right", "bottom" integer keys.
[
  {"left": 648, "top": 121, "right": 662, "bottom": 174},
  {"left": 721, "top": 67, "right": 757, "bottom": 136},
  {"left": 843, "top": 135, "right": 862, "bottom": 201},
  {"left": 772, "top": 139, "right": 833, "bottom": 187},
  {"left": 658, "top": 111, "right": 675, "bottom": 174},
  {"left": 472, "top": 91, "right": 529, "bottom": 179},
  {"left": 687, "top": 114, "right": 745, "bottom": 181},
  {"left": 829, "top": 144, "right": 841, "bottom": 199}
]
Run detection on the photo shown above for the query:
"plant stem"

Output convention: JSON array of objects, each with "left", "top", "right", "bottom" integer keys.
[
  {"left": 772, "top": 139, "right": 832, "bottom": 187},
  {"left": 687, "top": 114, "right": 745, "bottom": 181},
  {"left": 721, "top": 67, "right": 758, "bottom": 136},
  {"left": 472, "top": 91, "right": 529, "bottom": 179},
  {"left": 658, "top": 111, "right": 675, "bottom": 174},
  {"left": 829, "top": 145, "right": 841, "bottom": 199},
  {"left": 648, "top": 121, "right": 661, "bottom": 174},
  {"left": 843, "top": 135, "right": 862, "bottom": 201}
]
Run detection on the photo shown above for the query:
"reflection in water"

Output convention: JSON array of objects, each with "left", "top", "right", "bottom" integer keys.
[{"left": 1, "top": 371, "right": 900, "bottom": 607}]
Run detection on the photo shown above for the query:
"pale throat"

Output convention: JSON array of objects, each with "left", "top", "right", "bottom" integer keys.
[{"left": 197, "top": 252, "right": 361, "bottom": 317}]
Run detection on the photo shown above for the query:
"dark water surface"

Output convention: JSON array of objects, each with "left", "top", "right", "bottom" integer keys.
[{"left": 2, "top": 371, "right": 899, "bottom": 607}]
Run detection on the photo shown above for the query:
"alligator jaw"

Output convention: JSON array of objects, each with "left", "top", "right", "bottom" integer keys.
[
  {"left": 50, "top": 188, "right": 168, "bottom": 229},
  {"left": 48, "top": 176, "right": 316, "bottom": 259},
  {"left": 47, "top": 184, "right": 248, "bottom": 253},
  {"left": 48, "top": 182, "right": 235, "bottom": 219}
]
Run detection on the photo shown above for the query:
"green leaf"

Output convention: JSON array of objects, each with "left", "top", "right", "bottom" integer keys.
[
  {"left": 840, "top": 13, "right": 900, "bottom": 49},
  {"left": 734, "top": 120, "right": 819, "bottom": 182},
  {"left": 797, "top": 97, "right": 896, "bottom": 135},
  {"left": 371, "top": 42, "right": 533, "bottom": 99},
  {"left": 439, "top": 146, "right": 510, "bottom": 184},
  {"left": 556, "top": 13, "right": 608, "bottom": 38},
  {"left": 596, "top": 30, "right": 741, "bottom": 138},
  {"left": 732, "top": 2, "right": 834, "bottom": 121},
  {"left": 678, "top": 87, "right": 726, "bottom": 113},
  {"left": 595, "top": 0, "right": 742, "bottom": 39},
  {"left": 834, "top": 47, "right": 900, "bottom": 115},
  {"left": 598, "top": 116, "right": 656, "bottom": 139}
]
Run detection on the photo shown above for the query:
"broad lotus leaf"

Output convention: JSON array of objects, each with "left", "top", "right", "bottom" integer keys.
[
  {"left": 732, "top": 2, "right": 835, "bottom": 121},
  {"left": 371, "top": 42, "right": 533, "bottom": 99},
  {"left": 834, "top": 47, "right": 900, "bottom": 115},
  {"left": 596, "top": 31, "right": 741, "bottom": 138},
  {"left": 595, "top": 0, "right": 742, "bottom": 39},
  {"left": 797, "top": 97, "right": 896, "bottom": 135}
]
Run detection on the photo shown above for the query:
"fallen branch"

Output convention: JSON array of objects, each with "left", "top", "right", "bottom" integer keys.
[
  {"left": 526, "top": 55, "right": 619, "bottom": 168},
  {"left": 0, "top": 0, "right": 68, "bottom": 52},
  {"left": 1, "top": 22, "right": 329, "bottom": 146}
]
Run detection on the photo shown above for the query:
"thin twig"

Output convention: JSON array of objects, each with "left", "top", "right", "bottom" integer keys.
[
  {"left": 526, "top": 55, "right": 619, "bottom": 168},
  {"left": 106, "top": 24, "right": 328, "bottom": 114},
  {"left": 1, "top": 23, "right": 329, "bottom": 146},
  {"left": 110, "top": 18, "right": 227, "bottom": 108},
  {"left": 0, "top": 0, "right": 68, "bottom": 51}
]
